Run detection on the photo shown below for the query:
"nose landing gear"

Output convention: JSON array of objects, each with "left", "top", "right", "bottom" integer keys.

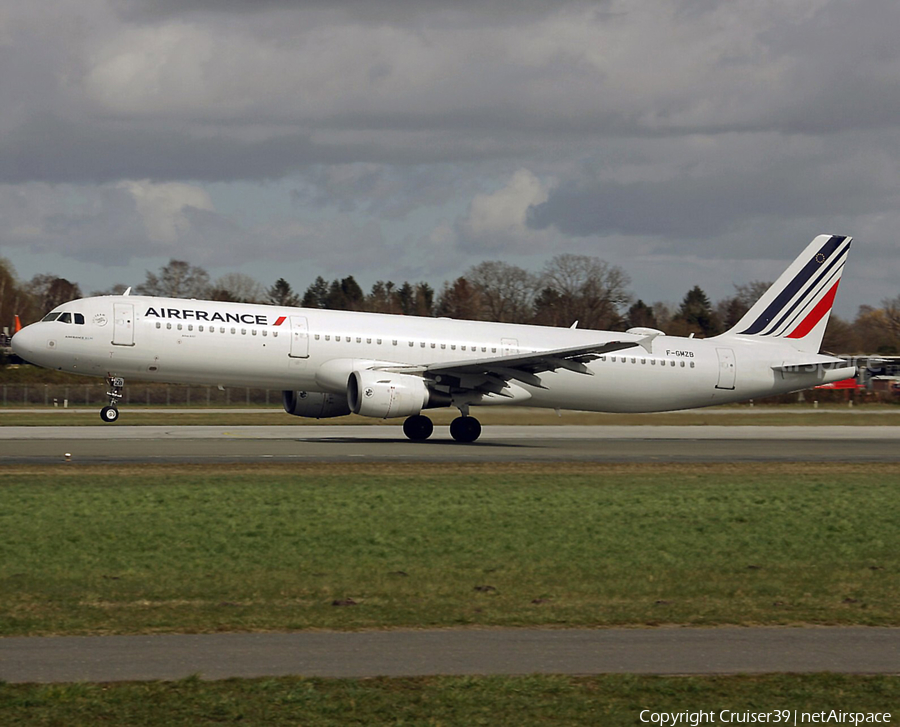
[{"left": 100, "top": 376, "right": 125, "bottom": 423}]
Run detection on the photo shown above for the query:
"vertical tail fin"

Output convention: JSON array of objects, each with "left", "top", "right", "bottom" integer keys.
[{"left": 722, "top": 234, "right": 852, "bottom": 354}]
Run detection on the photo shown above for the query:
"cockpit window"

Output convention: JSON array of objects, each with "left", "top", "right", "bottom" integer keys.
[
  {"left": 58, "top": 313, "right": 72, "bottom": 324},
  {"left": 42, "top": 312, "right": 61, "bottom": 322},
  {"left": 74, "top": 313, "right": 85, "bottom": 324}
]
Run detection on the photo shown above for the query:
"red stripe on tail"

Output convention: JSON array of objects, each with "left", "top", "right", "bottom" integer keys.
[{"left": 786, "top": 281, "right": 839, "bottom": 339}]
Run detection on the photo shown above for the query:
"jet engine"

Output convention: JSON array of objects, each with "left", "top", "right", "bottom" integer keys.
[
  {"left": 282, "top": 390, "right": 352, "bottom": 419},
  {"left": 348, "top": 369, "right": 444, "bottom": 419}
]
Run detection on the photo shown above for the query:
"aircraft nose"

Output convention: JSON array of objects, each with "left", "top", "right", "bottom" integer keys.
[{"left": 11, "top": 324, "right": 45, "bottom": 365}]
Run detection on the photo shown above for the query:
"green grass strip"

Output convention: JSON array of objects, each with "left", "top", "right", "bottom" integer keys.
[
  {"left": 1, "top": 463, "right": 898, "bottom": 635},
  {"left": 1, "top": 674, "right": 898, "bottom": 726}
]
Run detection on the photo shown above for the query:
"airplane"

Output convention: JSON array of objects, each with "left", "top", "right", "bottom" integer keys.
[{"left": 11, "top": 234, "right": 856, "bottom": 442}]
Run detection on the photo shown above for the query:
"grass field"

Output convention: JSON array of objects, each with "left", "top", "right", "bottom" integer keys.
[
  {"left": 1, "top": 463, "right": 897, "bottom": 636},
  {"left": 1, "top": 674, "right": 897, "bottom": 726}
]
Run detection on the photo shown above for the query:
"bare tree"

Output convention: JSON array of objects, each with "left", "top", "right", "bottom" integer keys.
[
  {"left": 465, "top": 261, "right": 538, "bottom": 323},
  {"left": 535, "top": 254, "right": 631, "bottom": 329},
  {"left": 136, "top": 260, "right": 210, "bottom": 299},
  {"left": 883, "top": 294, "right": 900, "bottom": 347},
  {"left": 435, "top": 277, "right": 482, "bottom": 320},
  {"left": 716, "top": 280, "right": 773, "bottom": 329},
  {"left": 90, "top": 284, "right": 130, "bottom": 297},
  {"left": 0, "top": 258, "right": 31, "bottom": 328},
  {"left": 26, "top": 274, "right": 82, "bottom": 314},
  {"left": 210, "top": 273, "right": 265, "bottom": 303}
]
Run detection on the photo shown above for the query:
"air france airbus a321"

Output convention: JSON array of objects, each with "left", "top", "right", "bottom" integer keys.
[{"left": 12, "top": 235, "right": 856, "bottom": 442}]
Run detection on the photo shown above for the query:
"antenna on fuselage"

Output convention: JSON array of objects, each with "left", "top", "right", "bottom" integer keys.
[{"left": 123, "top": 287, "right": 132, "bottom": 296}]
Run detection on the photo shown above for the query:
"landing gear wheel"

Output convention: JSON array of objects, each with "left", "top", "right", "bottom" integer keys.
[
  {"left": 100, "top": 406, "right": 119, "bottom": 423},
  {"left": 450, "top": 416, "right": 482, "bottom": 443},
  {"left": 403, "top": 414, "right": 434, "bottom": 441},
  {"left": 102, "top": 375, "right": 125, "bottom": 423}
]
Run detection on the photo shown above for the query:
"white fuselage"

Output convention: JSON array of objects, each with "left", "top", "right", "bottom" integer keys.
[{"left": 12, "top": 295, "right": 854, "bottom": 415}]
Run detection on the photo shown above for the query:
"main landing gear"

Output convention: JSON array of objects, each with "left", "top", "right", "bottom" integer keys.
[
  {"left": 100, "top": 376, "right": 125, "bottom": 423},
  {"left": 401, "top": 413, "right": 482, "bottom": 442}
]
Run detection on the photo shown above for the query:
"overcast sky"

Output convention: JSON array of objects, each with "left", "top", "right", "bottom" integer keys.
[{"left": 2, "top": 0, "right": 898, "bottom": 316}]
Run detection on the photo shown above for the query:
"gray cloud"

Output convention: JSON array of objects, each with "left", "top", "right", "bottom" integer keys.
[{"left": 2, "top": 0, "right": 899, "bottom": 312}]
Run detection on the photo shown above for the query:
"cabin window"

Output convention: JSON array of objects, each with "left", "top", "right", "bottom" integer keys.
[
  {"left": 241, "top": 329, "right": 247, "bottom": 335},
  {"left": 461, "top": 345, "right": 466, "bottom": 351},
  {"left": 231, "top": 328, "right": 236, "bottom": 335},
  {"left": 324, "top": 335, "right": 330, "bottom": 341},
  {"left": 641, "top": 358, "right": 646, "bottom": 364},
  {"left": 367, "top": 338, "right": 372, "bottom": 344},
  {"left": 680, "top": 361, "right": 685, "bottom": 367},
  {"left": 177, "top": 324, "right": 183, "bottom": 331},
  {"left": 670, "top": 360, "right": 675, "bottom": 367},
  {"left": 166, "top": 323, "right": 172, "bottom": 330},
  {"left": 651, "top": 359, "right": 656, "bottom": 365},
  {"left": 491, "top": 347, "right": 497, "bottom": 353},
  {"left": 690, "top": 361, "right": 695, "bottom": 368},
  {"left": 393, "top": 340, "right": 398, "bottom": 346},
  {"left": 377, "top": 338, "right": 382, "bottom": 345},
  {"left": 273, "top": 331, "right": 278, "bottom": 337},
  {"left": 431, "top": 343, "right": 436, "bottom": 348},
  {"left": 409, "top": 341, "right": 414, "bottom": 347},
  {"left": 441, "top": 343, "right": 446, "bottom": 349},
  {"left": 631, "top": 357, "right": 636, "bottom": 363},
  {"left": 262, "top": 330, "right": 267, "bottom": 337},
  {"left": 156, "top": 322, "right": 161, "bottom": 329},
  {"left": 420, "top": 342, "right": 426, "bottom": 348},
  {"left": 450, "top": 344, "right": 456, "bottom": 350},
  {"left": 357, "top": 337, "right": 362, "bottom": 343},
  {"left": 252, "top": 329, "right": 257, "bottom": 336}
]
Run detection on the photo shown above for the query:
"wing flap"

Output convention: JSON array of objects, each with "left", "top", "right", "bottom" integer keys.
[{"left": 377, "top": 336, "right": 651, "bottom": 393}]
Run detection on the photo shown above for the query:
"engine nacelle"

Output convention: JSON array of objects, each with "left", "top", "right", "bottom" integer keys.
[
  {"left": 348, "top": 369, "right": 435, "bottom": 419},
  {"left": 282, "top": 390, "right": 352, "bottom": 419}
]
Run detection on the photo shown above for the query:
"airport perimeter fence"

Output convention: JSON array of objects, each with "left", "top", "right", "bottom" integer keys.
[
  {"left": 0, "top": 382, "right": 898, "bottom": 409},
  {"left": 0, "top": 383, "right": 282, "bottom": 408}
]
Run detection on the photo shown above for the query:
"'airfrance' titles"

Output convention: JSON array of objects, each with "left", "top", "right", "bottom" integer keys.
[{"left": 145, "top": 307, "right": 275, "bottom": 326}]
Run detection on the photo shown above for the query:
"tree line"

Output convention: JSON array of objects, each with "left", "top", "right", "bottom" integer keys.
[{"left": 2, "top": 256, "right": 898, "bottom": 355}]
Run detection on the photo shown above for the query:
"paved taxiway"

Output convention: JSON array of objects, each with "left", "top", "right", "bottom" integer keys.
[
  {"left": 2, "top": 628, "right": 899, "bottom": 683},
  {"left": 1, "top": 424, "right": 899, "bottom": 463}
]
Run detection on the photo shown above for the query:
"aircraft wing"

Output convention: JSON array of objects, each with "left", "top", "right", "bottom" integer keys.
[{"left": 377, "top": 336, "right": 651, "bottom": 393}]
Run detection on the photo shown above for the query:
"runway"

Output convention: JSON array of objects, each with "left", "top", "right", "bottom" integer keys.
[
  {"left": 1, "top": 425, "right": 899, "bottom": 463},
  {"left": 2, "top": 627, "right": 899, "bottom": 683}
]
